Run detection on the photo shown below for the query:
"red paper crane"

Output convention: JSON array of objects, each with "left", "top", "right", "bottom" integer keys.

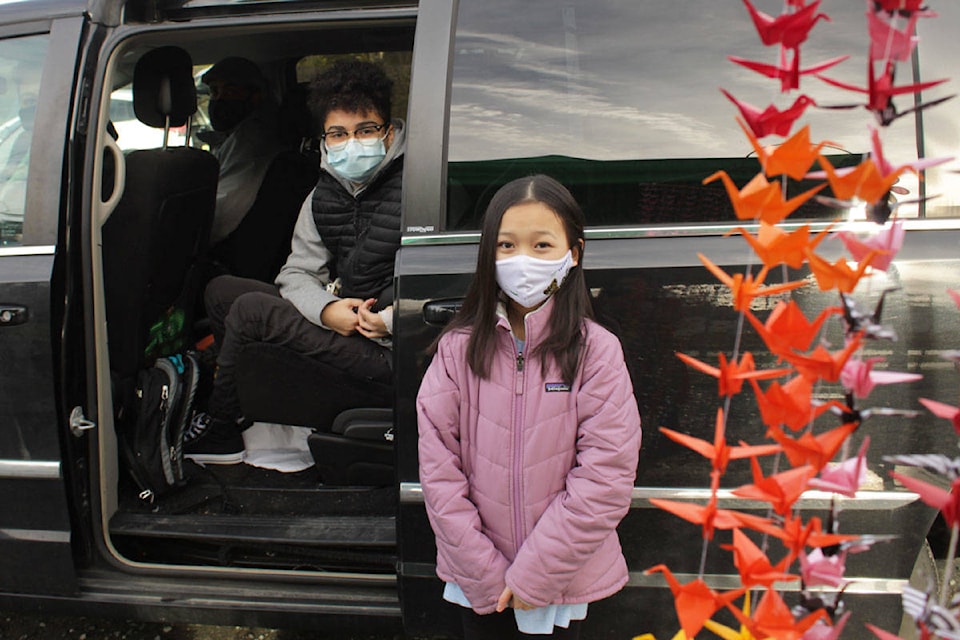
[
  {"left": 730, "top": 51, "right": 848, "bottom": 93},
  {"left": 738, "top": 121, "right": 833, "bottom": 180},
  {"left": 750, "top": 376, "right": 839, "bottom": 432},
  {"left": 722, "top": 90, "right": 817, "bottom": 138},
  {"left": 817, "top": 60, "right": 950, "bottom": 126},
  {"left": 917, "top": 397, "right": 960, "bottom": 435},
  {"left": 660, "top": 408, "right": 780, "bottom": 476},
  {"left": 676, "top": 351, "right": 792, "bottom": 397},
  {"left": 781, "top": 333, "right": 863, "bottom": 382},
  {"left": 767, "top": 421, "right": 858, "bottom": 473},
  {"left": 698, "top": 254, "right": 806, "bottom": 311},
  {"left": 721, "top": 527, "right": 798, "bottom": 589},
  {"left": 728, "top": 223, "right": 832, "bottom": 270},
  {"left": 803, "top": 247, "right": 879, "bottom": 293},
  {"left": 746, "top": 300, "right": 840, "bottom": 358},
  {"left": 872, "top": 0, "right": 928, "bottom": 14},
  {"left": 891, "top": 473, "right": 960, "bottom": 526},
  {"left": 742, "top": 0, "right": 829, "bottom": 49},
  {"left": 646, "top": 564, "right": 745, "bottom": 638},
  {"left": 733, "top": 456, "right": 816, "bottom": 516}
]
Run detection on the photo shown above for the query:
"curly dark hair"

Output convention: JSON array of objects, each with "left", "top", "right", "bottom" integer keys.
[{"left": 310, "top": 59, "right": 393, "bottom": 127}]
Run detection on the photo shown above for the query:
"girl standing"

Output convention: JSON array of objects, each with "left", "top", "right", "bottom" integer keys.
[{"left": 417, "top": 175, "right": 642, "bottom": 639}]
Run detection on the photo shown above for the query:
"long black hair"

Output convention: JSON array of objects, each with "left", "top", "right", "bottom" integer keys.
[{"left": 435, "top": 174, "right": 593, "bottom": 384}]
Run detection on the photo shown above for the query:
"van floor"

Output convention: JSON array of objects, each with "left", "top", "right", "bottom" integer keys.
[
  {"left": 118, "top": 461, "right": 396, "bottom": 517},
  {"left": 111, "top": 463, "right": 397, "bottom": 571}
]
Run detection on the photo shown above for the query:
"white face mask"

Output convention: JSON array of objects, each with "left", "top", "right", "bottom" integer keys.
[
  {"left": 327, "top": 138, "right": 386, "bottom": 183},
  {"left": 495, "top": 250, "right": 575, "bottom": 309}
]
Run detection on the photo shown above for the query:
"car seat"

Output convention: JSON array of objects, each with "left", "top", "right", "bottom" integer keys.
[
  {"left": 209, "top": 149, "right": 319, "bottom": 283},
  {"left": 102, "top": 45, "right": 219, "bottom": 379},
  {"left": 234, "top": 342, "right": 394, "bottom": 486}
]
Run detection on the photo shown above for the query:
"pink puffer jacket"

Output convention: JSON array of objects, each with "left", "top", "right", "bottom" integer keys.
[{"left": 416, "top": 300, "right": 642, "bottom": 614}]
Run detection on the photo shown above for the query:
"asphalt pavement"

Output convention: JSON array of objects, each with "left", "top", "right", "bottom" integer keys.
[{"left": 0, "top": 613, "right": 406, "bottom": 640}]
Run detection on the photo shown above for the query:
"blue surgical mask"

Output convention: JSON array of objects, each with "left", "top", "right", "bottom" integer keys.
[{"left": 327, "top": 138, "right": 386, "bottom": 183}]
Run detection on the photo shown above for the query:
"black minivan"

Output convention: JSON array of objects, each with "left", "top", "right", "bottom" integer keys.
[{"left": 1, "top": 0, "right": 958, "bottom": 637}]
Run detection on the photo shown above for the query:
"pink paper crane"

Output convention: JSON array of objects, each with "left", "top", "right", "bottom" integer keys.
[
  {"left": 840, "top": 356, "right": 922, "bottom": 399},
  {"left": 838, "top": 220, "right": 905, "bottom": 272},
  {"left": 799, "top": 547, "right": 847, "bottom": 588},
  {"left": 868, "top": 7, "right": 923, "bottom": 62},
  {"left": 803, "top": 612, "right": 851, "bottom": 640},
  {"left": 809, "top": 436, "right": 871, "bottom": 497}
]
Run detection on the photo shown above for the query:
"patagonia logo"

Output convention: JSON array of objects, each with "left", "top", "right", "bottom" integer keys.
[{"left": 545, "top": 382, "right": 571, "bottom": 393}]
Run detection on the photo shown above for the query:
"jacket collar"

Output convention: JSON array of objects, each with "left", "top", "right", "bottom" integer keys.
[{"left": 495, "top": 296, "right": 556, "bottom": 348}]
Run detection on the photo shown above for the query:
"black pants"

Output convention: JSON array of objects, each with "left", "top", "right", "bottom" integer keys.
[
  {"left": 460, "top": 608, "right": 582, "bottom": 640},
  {"left": 203, "top": 275, "right": 392, "bottom": 422}
]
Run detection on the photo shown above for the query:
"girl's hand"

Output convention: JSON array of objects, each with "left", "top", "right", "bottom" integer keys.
[
  {"left": 496, "top": 586, "right": 535, "bottom": 612},
  {"left": 496, "top": 587, "right": 513, "bottom": 613},
  {"left": 357, "top": 299, "right": 390, "bottom": 339},
  {"left": 320, "top": 298, "right": 364, "bottom": 336}
]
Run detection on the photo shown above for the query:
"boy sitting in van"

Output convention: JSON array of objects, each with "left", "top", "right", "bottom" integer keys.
[{"left": 185, "top": 59, "right": 405, "bottom": 464}]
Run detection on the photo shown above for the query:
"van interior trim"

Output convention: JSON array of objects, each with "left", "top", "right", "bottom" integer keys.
[
  {"left": 0, "top": 527, "right": 71, "bottom": 543},
  {"left": 402, "top": 217, "right": 960, "bottom": 246},
  {"left": 400, "top": 482, "right": 915, "bottom": 510},
  {"left": 0, "top": 459, "right": 61, "bottom": 479},
  {"left": 629, "top": 571, "right": 906, "bottom": 595},
  {"left": 0, "top": 245, "right": 56, "bottom": 257}
]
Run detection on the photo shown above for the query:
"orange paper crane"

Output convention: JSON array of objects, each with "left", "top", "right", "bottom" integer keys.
[
  {"left": 817, "top": 154, "right": 909, "bottom": 205},
  {"left": 737, "top": 121, "right": 833, "bottom": 180},
  {"left": 646, "top": 564, "right": 746, "bottom": 638},
  {"left": 750, "top": 513, "right": 857, "bottom": 563},
  {"left": 732, "top": 456, "right": 816, "bottom": 516},
  {"left": 726, "top": 587, "right": 828, "bottom": 640},
  {"left": 727, "top": 223, "right": 833, "bottom": 270},
  {"left": 660, "top": 408, "right": 781, "bottom": 476},
  {"left": 676, "top": 351, "right": 792, "bottom": 397},
  {"left": 746, "top": 300, "right": 840, "bottom": 358},
  {"left": 750, "top": 376, "right": 839, "bottom": 432},
  {"left": 704, "top": 170, "right": 824, "bottom": 224},
  {"left": 698, "top": 254, "right": 806, "bottom": 311},
  {"left": 767, "top": 421, "right": 859, "bottom": 473},
  {"left": 721, "top": 528, "right": 798, "bottom": 589},
  {"left": 650, "top": 492, "right": 773, "bottom": 542},
  {"left": 781, "top": 333, "right": 863, "bottom": 383},
  {"left": 804, "top": 247, "right": 881, "bottom": 293}
]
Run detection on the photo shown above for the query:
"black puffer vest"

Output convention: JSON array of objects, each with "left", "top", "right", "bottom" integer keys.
[{"left": 312, "top": 157, "right": 403, "bottom": 304}]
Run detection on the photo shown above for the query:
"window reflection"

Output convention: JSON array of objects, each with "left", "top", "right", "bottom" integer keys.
[
  {"left": 447, "top": 0, "right": 948, "bottom": 228},
  {"left": 0, "top": 34, "right": 47, "bottom": 246}
]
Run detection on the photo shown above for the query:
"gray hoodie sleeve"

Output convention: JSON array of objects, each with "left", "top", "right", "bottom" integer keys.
[{"left": 275, "top": 189, "right": 339, "bottom": 327}]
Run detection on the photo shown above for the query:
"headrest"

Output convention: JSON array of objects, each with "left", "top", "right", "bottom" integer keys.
[{"left": 133, "top": 46, "right": 197, "bottom": 128}]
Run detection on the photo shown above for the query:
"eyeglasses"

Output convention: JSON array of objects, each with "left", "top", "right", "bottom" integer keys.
[{"left": 321, "top": 123, "right": 389, "bottom": 151}]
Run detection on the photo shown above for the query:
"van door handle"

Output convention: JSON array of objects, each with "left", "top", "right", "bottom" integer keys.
[
  {"left": 0, "top": 305, "right": 27, "bottom": 326},
  {"left": 422, "top": 299, "right": 463, "bottom": 326}
]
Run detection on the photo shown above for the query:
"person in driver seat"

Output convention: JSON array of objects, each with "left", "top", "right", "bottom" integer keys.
[{"left": 185, "top": 58, "right": 405, "bottom": 465}]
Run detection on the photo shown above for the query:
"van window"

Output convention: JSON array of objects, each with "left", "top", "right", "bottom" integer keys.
[
  {"left": 0, "top": 34, "right": 48, "bottom": 246},
  {"left": 445, "top": 0, "right": 933, "bottom": 229}
]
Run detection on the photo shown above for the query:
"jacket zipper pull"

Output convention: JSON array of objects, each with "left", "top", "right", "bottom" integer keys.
[{"left": 516, "top": 352, "right": 524, "bottom": 372}]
